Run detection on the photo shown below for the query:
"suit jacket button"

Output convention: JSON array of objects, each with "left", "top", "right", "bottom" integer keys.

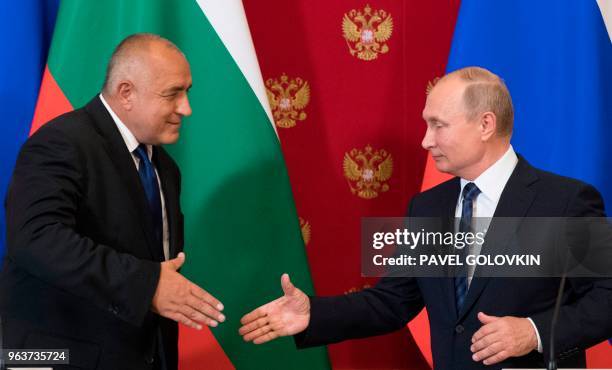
[{"left": 455, "top": 324, "right": 465, "bottom": 334}]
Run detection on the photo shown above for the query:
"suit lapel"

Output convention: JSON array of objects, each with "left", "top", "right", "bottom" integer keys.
[
  {"left": 457, "top": 157, "right": 538, "bottom": 321},
  {"left": 84, "top": 96, "right": 164, "bottom": 261},
  {"left": 438, "top": 178, "right": 462, "bottom": 318}
]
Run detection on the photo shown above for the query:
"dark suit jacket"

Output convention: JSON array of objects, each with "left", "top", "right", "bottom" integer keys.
[
  {"left": 0, "top": 96, "right": 184, "bottom": 370},
  {"left": 296, "top": 157, "right": 612, "bottom": 369}
]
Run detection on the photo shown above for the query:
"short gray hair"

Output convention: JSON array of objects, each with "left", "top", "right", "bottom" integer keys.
[
  {"left": 446, "top": 66, "right": 514, "bottom": 137},
  {"left": 102, "top": 33, "right": 183, "bottom": 93}
]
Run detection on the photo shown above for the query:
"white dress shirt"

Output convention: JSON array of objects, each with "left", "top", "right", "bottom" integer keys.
[
  {"left": 455, "top": 145, "right": 519, "bottom": 284},
  {"left": 99, "top": 94, "right": 170, "bottom": 261},
  {"left": 454, "top": 145, "right": 542, "bottom": 352}
]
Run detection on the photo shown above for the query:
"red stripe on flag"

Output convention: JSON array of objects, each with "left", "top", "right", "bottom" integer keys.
[
  {"left": 408, "top": 155, "right": 454, "bottom": 369},
  {"left": 30, "top": 65, "right": 73, "bottom": 135},
  {"left": 408, "top": 309, "right": 432, "bottom": 368},
  {"left": 179, "top": 326, "right": 234, "bottom": 370},
  {"left": 587, "top": 340, "right": 612, "bottom": 368},
  {"left": 420, "top": 155, "right": 453, "bottom": 192}
]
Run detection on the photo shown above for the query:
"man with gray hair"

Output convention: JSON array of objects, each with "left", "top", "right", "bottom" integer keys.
[
  {"left": 0, "top": 33, "right": 224, "bottom": 370},
  {"left": 239, "top": 66, "right": 612, "bottom": 369}
]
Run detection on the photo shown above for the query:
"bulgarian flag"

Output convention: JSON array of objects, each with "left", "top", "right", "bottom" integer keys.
[{"left": 30, "top": 0, "right": 329, "bottom": 369}]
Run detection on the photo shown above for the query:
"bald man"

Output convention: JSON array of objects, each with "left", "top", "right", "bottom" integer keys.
[
  {"left": 0, "top": 33, "right": 224, "bottom": 370},
  {"left": 239, "top": 67, "right": 612, "bottom": 369}
]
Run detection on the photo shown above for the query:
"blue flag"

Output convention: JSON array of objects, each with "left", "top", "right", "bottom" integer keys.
[
  {"left": 0, "top": 0, "right": 59, "bottom": 263},
  {"left": 446, "top": 0, "right": 612, "bottom": 208}
]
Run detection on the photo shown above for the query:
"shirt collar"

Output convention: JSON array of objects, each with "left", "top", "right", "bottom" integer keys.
[
  {"left": 99, "top": 93, "right": 152, "bottom": 160},
  {"left": 460, "top": 145, "right": 518, "bottom": 204}
]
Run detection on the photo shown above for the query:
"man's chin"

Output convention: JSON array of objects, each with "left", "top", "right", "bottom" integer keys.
[
  {"left": 433, "top": 161, "right": 452, "bottom": 174},
  {"left": 159, "top": 134, "right": 180, "bottom": 145}
]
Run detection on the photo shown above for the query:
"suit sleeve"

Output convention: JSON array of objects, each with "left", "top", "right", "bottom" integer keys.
[
  {"left": 295, "top": 277, "right": 424, "bottom": 348},
  {"left": 5, "top": 126, "right": 160, "bottom": 326},
  {"left": 295, "top": 199, "right": 425, "bottom": 348},
  {"left": 530, "top": 183, "right": 612, "bottom": 361}
]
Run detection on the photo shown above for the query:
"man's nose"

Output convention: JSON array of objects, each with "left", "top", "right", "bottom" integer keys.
[
  {"left": 177, "top": 95, "right": 192, "bottom": 117},
  {"left": 421, "top": 127, "right": 435, "bottom": 150}
]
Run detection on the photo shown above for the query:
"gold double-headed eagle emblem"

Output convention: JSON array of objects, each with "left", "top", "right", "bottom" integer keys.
[
  {"left": 345, "top": 283, "right": 372, "bottom": 295},
  {"left": 342, "top": 4, "right": 393, "bottom": 61},
  {"left": 343, "top": 145, "right": 393, "bottom": 199},
  {"left": 299, "top": 217, "right": 311, "bottom": 246},
  {"left": 265, "top": 74, "right": 311, "bottom": 129}
]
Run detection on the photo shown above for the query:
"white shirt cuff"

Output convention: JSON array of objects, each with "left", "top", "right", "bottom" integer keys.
[{"left": 527, "top": 317, "right": 543, "bottom": 353}]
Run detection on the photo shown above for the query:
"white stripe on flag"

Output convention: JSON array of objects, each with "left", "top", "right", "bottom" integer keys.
[
  {"left": 195, "top": 0, "right": 276, "bottom": 130},
  {"left": 597, "top": 0, "right": 612, "bottom": 42}
]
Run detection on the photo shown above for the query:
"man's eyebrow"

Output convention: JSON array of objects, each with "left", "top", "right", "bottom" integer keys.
[
  {"left": 423, "top": 115, "right": 441, "bottom": 122},
  {"left": 161, "top": 84, "right": 192, "bottom": 94}
]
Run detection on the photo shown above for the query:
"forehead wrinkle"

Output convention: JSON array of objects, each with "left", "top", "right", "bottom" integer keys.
[
  {"left": 129, "top": 41, "right": 187, "bottom": 81},
  {"left": 427, "top": 79, "right": 468, "bottom": 119}
]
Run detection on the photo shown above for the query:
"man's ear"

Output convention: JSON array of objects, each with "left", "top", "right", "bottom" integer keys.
[
  {"left": 480, "top": 111, "right": 497, "bottom": 141},
  {"left": 117, "top": 81, "right": 134, "bottom": 111}
]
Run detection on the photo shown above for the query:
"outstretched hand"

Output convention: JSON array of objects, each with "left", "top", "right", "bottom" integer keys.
[
  {"left": 152, "top": 252, "right": 225, "bottom": 330},
  {"left": 239, "top": 274, "right": 310, "bottom": 344}
]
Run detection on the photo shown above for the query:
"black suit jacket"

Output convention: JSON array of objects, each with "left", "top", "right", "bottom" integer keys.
[
  {"left": 296, "top": 157, "right": 612, "bottom": 369},
  {"left": 0, "top": 96, "right": 184, "bottom": 370}
]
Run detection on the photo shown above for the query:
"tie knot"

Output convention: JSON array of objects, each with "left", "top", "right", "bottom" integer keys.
[
  {"left": 134, "top": 144, "right": 149, "bottom": 162},
  {"left": 462, "top": 182, "right": 481, "bottom": 202}
]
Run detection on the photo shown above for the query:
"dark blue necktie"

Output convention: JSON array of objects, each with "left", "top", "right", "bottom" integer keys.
[
  {"left": 134, "top": 144, "right": 163, "bottom": 253},
  {"left": 455, "top": 182, "right": 481, "bottom": 313}
]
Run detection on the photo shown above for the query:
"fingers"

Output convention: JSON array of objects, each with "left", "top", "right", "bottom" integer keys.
[
  {"left": 239, "top": 310, "right": 279, "bottom": 344},
  {"left": 482, "top": 350, "right": 510, "bottom": 365},
  {"left": 185, "top": 295, "right": 225, "bottom": 324},
  {"left": 241, "top": 317, "right": 283, "bottom": 345},
  {"left": 472, "top": 338, "right": 508, "bottom": 365},
  {"left": 472, "top": 321, "right": 497, "bottom": 343},
  {"left": 471, "top": 315, "right": 533, "bottom": 365},
  {"left": 253, "top": 331, "right": 280, "bottom": 345},
  {"left": 189, "top": 282, "right": 224, "bottom": 311},
  {"left": 245, "top": 325, "right": 274, "bottom": 342},
  {"left": 163, "top": 294, "right": 224, "bottom": 329},
  {"left": 179, "top": 281, "right": 224, "bottom": 326},
  {"left": 477, "top": 311, "right": 498, "bottom": 324},
  {"left": 240, "top": 307, "right": 267, "bottom": 326},
  {"left": 472, "top": 317, "right": 502, "bottom": 362},
  {"left": 471, "top": 331, "right": 500, "bottom": 354},
  {"left": 281, "top": 273, "right": 295, "bottom": 296},
  {"left": 182, "top": 304, "right": 218, "bottom": 327},
  {"left": 239, "top": 277, "right": 311, "bottom": 345},
  {"left": 166, "top": 252, "right": 186, "bottom": 271},
  {"left": 239, "top": 316, "right": 268, "bottom": 336},
  {"left": 471, "top": 330, "right": 510, "bottom": 364},
  {"left": 153, "top": 262, "right": 225, "bottom": 328},
  {"left": 167, "top": 311, "right": 203, "bottom": 331},
  {"left": 240, "top": 317, "right": 273, "bottom": 342}
]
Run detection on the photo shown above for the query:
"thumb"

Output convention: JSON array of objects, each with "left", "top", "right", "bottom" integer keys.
[
  {"left": 168, "top": 252, "right": 186, "bottom": 271},
  {"left": 478, "top": 312, "right": 499, "bottom": 324},
  {"left": 281, "top": 273, "right": 296, "bottom": 296}
]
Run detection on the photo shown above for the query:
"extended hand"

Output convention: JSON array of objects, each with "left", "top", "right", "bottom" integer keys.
[
  {"left": 471, "top": 312, "right": 538, "bottom": 365},
  {"left": 239, "top": 274, "right": 310, "bottom": 344},
  {"left": 152, "top": 252, "right": 225, "bottom": 330}
]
